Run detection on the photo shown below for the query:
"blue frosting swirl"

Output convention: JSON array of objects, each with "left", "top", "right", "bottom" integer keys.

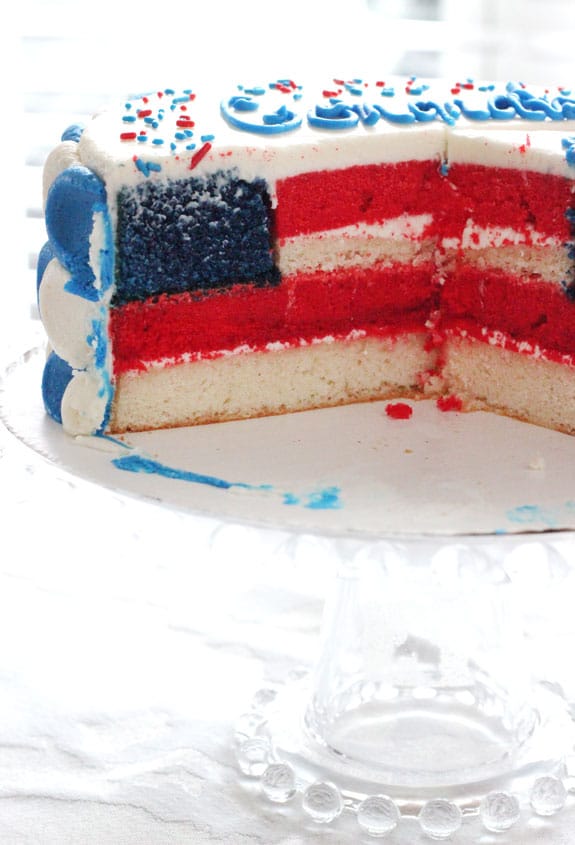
[
  {"left": 221, "top": 94, "right": 302, "bottom": 134},
  {"left": 41, "top": 163, "right": 115, "bottom": 432},
  {"left": 45, "top": 166, "right": 110, "bottom": 301}
]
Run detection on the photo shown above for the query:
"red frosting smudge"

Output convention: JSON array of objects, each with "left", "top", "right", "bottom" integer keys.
[{"left": 385, "top": 402, "right": 413, "bottom": 420}]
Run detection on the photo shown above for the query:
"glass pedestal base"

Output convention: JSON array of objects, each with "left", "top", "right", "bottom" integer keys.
[
  {"left": 235, "top": 672, "right": 575, "bottom": 838},
  {"left": 234, "top": 538, "right": 575, "bottom": 838}
]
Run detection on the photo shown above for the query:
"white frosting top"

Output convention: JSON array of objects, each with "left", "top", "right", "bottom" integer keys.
[{"left": 75, "top": 77, "right": 575, "bottom": 202}]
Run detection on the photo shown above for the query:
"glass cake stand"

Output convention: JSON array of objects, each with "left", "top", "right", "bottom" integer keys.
[
  {"left": 233, "top": 533, "right": 575, "bottom": 838},
  {"left": 2, "top": 338, "right": 575, "bottom": 840}
]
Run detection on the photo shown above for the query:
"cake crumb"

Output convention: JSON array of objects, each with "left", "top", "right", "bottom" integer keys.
[
  {"left": 527, "top": 456, "right": 545, "bottom": 471},
  {"left": 385, "top": 402, "right": 413, "bottom": 420},
  {"left": 437, "top": 395, "right": 463, "bottom": 412}
]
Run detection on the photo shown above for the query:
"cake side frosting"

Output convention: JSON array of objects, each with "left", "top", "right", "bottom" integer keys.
[{"left": 38, "top": 77, "right": 575, "bottom": 435}]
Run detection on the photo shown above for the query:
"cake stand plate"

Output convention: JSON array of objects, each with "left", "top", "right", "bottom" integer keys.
[
  {"left": 3, "top": 342, "right": 575, "bottom": 841},
  {"left": 2, "top": 344, "right": 575, "bottom": 538}
]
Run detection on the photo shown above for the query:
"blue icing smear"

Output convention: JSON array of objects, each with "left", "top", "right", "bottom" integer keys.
[
  {"left": 505, "top": 501, "right": 575, "bottom": 529},
  {"left": 111, "top": 451, "right": 342, "bottom": 510},
  {"left": 284, "top": 486, "right": 342, "bottom": 510}
]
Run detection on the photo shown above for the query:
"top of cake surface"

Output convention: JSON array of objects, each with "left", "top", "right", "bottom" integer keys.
[{"left": 49, "top": 76, "right": 575, "bottom": 199}]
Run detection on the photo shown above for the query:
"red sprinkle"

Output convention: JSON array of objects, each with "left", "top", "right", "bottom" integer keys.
[
  {"left": 437, "top": 395, "right": 463, "bottom": 412},
  {"left": 137, "top": 109, "right": 152, "bottom": 118},
  {"left": 176, "top": 117, "right": 195, "bottom": 128},
  {"left": 385, "top": 402, "right": 413, "bottom": 420},
  {"left": 120, "top": 132, "right": 137, "bottom": 141},
  {"left": 189, "top": 141, "right": 212, "bottom": 170}
]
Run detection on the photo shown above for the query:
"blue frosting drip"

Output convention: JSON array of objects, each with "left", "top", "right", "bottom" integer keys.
[
  {"left": 45, "top": 166, "right": 109, "bottom": 301},
  {"left": 112, "top": 452, "right": 342, "bottom": 509},
  {"left": 61, "top": 124, "right": 84, "bottom": 142},
  {"left": 41, "top": 351, "right": 74, "bottom": 424}
]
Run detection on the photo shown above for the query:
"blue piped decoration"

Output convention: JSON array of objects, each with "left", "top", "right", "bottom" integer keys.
[
  {"left": 453, "top": 98, "right": 491, "bottom": 121},
  {"left": 488, "top": 95, "right": 519, "bottom": 120},
  {"left": 42, "top": 351, "right": 74, "bottom": 424},
  {"left": 408, "top": 100, "right": 459, "bottom": 125},
  {"left": 61, "top": 124, "right": 84, "bottom": 142},
  {"left": 36, "top": 240, "right": 55, "bottom": 306},
  {"left": 373, "top": 104, "right": 415, "bottom": 124},
  {"left": 308, "top": 102, "right": 360, "bottom": 130},
  {"left": 44, "top": 166, "right": 108, "bottom": 301},
  {"left": 221, "top": 96, "right": 302, "bottom": 134}
]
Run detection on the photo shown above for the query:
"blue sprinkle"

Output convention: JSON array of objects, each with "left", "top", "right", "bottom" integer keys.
[
  {"left": 201, "top": 134, "right": 215, "bottom": 142},
  {"left": 122, "top": 115, "right": 136, "bottom": 123},
  {"left": 134, "top": 158, "right": 162, "bottom": 177}
]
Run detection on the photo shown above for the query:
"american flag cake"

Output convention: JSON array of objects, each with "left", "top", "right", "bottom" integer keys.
[{"left": 38, "top": 77, "right": 575, "bottom": 435}]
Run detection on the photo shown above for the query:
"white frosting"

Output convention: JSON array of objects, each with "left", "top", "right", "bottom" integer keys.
[
  {"left": 61, "top": 370, "right": 110, "bottom": 437},
  {"left": 38, "top": 257, "right": 99, "bottom": 369},
  {"left": 444, "top": 222, "right": 560, "bottom": 250},
  {"left": 448, "top": 128, "right": 575, "bottom": 179},
  {"left": 42, "top": 141, "right": 81, "bottom": 208}
]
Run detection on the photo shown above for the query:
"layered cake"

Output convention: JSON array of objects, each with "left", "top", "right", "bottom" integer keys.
[{"left": 38, "top": 77, "right": 575, "bottom": 435}]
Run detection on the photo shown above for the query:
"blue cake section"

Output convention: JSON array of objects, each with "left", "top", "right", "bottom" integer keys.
[{"left": 114, "top": 170, "right": 279, "bottom": 305}]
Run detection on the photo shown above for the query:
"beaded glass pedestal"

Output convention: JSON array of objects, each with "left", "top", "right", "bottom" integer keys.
[{"left": 235, "top": 538, "right": 575, "bottom": 839}]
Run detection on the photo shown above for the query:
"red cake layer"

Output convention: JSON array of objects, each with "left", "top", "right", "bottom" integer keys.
[
  {"left": 441, "top": 266, "right": 575, "bottom": 354},
  {"left": 274, "top": 160, "right": 443, "bottom": 239},
  {"left": 441, "top": 164, "right": 575, "bottom": 240},
  {"left": 110, "top": 262, "right": 436, "bottom": 375},
  {"left": 274, "top": 161, "right": 575, "bottom": 241}
]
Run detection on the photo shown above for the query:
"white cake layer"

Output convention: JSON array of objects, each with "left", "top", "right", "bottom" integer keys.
[
  {"left": 277, "top": 216, "right": 435, "bottom": 275},
  {"left": 442, "top": 332, "right": 575, "bottom": 435},
  {"left": 110, "top": 332, "right": 435, "bottom": 432}
]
